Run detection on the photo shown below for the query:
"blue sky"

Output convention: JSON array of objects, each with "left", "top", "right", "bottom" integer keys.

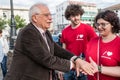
[{"left": 0, "top": 0, "right": 120, "bottom": 13}]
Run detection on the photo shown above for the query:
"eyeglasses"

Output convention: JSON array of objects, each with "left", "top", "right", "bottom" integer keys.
[
  {"left": 95, "top": 23, "right": 110, "bottom": 28},
  {"left": 41, "top": 13, "right": 51, "bottom": 17},
  {"left": 36, "top": 13, "right": 51, "bottom": 17}
]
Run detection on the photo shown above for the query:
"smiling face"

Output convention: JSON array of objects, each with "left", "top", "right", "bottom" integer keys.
[
  {"left": 95, "top": 18, "right": 113, "bottom": 37},
  {"left": 69, "top": 14, "right": 81, "bottom": 26},
  {"left": 32, "top": 5, "right": 52, "bottom": 30}
]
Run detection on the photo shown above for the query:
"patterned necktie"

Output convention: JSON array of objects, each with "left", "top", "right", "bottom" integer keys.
[
  {"left": 42, "top": 33, "right": 53, "bottom": 80},
  {"left": 42, "top": 32, "right": 50, "bottom": 51}
]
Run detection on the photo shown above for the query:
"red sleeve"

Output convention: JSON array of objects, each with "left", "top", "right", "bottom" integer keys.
[{"left": 86, "top": 25, "right": 97, "bottom": 41}]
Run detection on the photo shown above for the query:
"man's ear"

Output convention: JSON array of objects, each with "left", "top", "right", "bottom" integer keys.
[{"left": 32, "top": 15, "right": 37, "bottom": 22}]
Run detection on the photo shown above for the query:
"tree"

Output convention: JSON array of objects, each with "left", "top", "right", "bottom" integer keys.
[
  {"left": 0, "top": 18, "right": 7, "bottom": 29},
  {"left": 8, "top": 15, "right": 26, "bottom": 29},
  {"left": 15, "top": 15, "right": 26, "bottom": 29}
]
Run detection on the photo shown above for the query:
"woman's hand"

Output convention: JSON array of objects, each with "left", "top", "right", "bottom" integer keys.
[{"left": 89, "top": 57, "right": 99, "bottom": 73}]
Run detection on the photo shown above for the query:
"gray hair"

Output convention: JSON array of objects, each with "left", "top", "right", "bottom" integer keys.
[{"left": 29, "top": 3, "right": 47, "bottom": 22}]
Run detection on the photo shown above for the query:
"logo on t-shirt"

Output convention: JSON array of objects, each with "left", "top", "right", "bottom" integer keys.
[
  {"left": 76, "top": 34, "right": 84, "bottom": 40},
  {"left": 101, "top": 51, "right": 112, "bottom": 59}
]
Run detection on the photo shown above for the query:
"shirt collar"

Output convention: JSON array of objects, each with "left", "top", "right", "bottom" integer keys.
[{"left": 32, "top": 23, "right": 45, "bottom": 35}]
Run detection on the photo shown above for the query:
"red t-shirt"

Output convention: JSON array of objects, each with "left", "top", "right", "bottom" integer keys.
[
  {"left": 61, "top": 23, "right": 97, "bottom": 56},
  {"left": 85, "top": 36, "right": 120, "bottom": 80}
]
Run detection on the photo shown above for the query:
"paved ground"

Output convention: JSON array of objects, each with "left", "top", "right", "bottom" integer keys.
[
  {"left": 0, "top": 51, "right": 13, "bottom": 80},
  {"left": 0, "top": 68, "right": 3, "bottom": 80}
]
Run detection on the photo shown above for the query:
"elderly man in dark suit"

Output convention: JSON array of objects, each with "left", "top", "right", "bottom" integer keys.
[{"left": 4, "top": 2, "right": 95, "bottom": 80}]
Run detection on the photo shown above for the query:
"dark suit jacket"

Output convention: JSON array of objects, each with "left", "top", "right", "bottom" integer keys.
[{"left": 5, "top": 23, "right": 74, "bottom": 80}]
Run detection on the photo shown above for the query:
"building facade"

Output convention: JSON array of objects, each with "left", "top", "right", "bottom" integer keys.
[
  {"left": 0, "top": 5, "right": 29, "bottom": 23},
  {"left": 0, "top": 5, "right": 54, "bottom": 34},
  {"left": 0, "top": 2, "right": 98, "bottom": 35}
]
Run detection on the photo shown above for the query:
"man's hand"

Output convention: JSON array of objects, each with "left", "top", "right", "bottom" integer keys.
[{"left": 74, "top": 58, "right": 95, "bottom": 76}]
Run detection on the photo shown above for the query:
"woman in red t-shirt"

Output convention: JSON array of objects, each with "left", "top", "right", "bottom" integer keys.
[{"left": 85, "top": 10, "right": 120, "bottom": 80}]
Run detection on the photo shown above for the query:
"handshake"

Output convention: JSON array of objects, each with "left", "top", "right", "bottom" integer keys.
[{"left": 71, "top": 56, "right": 99, "bottom": 76}]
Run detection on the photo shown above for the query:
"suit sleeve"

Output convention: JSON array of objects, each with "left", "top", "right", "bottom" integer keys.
[{"left": 54, "top": 42, "right": 74, "bottom": 59}]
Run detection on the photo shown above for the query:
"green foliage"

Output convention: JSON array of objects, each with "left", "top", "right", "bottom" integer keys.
[
  {"left": 15, "top": 15, "right": 26, "bottom": 29},
  {"left": 8, "top": 15, "right": 26, "bottom": 29},
  {"left": 0, "top": 18, "right": 7, "bottom": 29}
]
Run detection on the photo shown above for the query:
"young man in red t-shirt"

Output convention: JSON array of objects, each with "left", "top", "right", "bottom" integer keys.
[{"left": 60, "top": 4, "right": 97, "bottom": 80}]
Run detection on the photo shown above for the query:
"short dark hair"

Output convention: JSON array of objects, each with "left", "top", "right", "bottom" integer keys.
[
  {"left": 65, "top": 4, "right": 84, "bottom": 20},
  {"left": 95, "top": 10, "right": 120, "bottom": 33}
]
